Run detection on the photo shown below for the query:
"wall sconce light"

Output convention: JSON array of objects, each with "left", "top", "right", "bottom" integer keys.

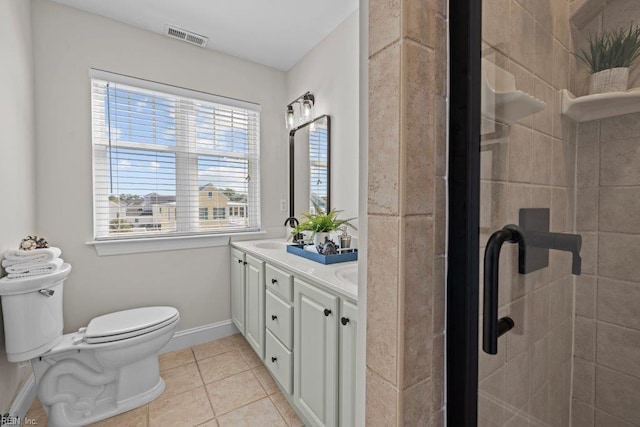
[{"left": 286, "top": 92, "right": 315, "bottom": 129}]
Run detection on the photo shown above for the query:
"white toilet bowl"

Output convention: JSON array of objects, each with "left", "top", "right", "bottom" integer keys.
[{"left": 0, "top": 264, "right": 180, "bottom": 427}]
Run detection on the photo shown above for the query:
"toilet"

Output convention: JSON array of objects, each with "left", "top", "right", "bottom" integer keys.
[{"left": 0, "top": 263, "right": 179, "bottom": 427}]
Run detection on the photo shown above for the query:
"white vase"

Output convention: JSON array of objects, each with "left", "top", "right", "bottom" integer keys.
[{"left": 589, "top": 67, "right": 629, "bottom": 94}]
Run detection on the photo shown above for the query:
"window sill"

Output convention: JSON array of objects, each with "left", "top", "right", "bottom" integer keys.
[{"left": 87, "top": 230, "right": 267, "bottom": 256}]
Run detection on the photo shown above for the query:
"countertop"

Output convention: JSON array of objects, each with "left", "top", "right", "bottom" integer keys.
[{"left": 230, "top": 239, "right": 358, "bottom": 301}]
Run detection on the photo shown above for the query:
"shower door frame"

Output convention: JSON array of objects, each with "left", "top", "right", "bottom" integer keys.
[{"left": 446, "top": 0, "right": 483, "bottom": 425}]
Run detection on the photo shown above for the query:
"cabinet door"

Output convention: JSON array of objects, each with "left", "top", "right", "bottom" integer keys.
[
  {"left": 339, "top": 300, "right": 358, "bottom": 427},
  {"left": 294, "top": 278, "right": 339, "bottom": 427},
  {"left": 245, "top": 254, "right": 265, "bottom": 360},
  {"left": 230, "top": 248, "right": 246, "bottom": 334}
]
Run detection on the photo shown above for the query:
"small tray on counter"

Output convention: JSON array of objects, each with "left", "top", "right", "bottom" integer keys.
[{"left": 286, "top": 244, "right": 358, "bottom": 265}]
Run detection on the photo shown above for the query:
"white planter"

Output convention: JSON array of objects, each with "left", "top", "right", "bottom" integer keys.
[
  {"left": 313, "top": 232, "right": 330, "bottom": 247},
  {"left": 589, "top": 67, "right": 629, "bottom": 94}
]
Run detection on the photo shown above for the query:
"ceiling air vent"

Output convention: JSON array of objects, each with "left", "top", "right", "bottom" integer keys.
[{"left": 164, "top": 25, "right": 208, "bottom": 47}]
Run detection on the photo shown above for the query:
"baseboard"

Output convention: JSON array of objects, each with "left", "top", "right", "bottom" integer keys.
[
  {"left": 160, "top": 319, "right": 239, "bottom": 354},
  {"left": 7, "top": 374, "right": 36, "bottom": 422}
]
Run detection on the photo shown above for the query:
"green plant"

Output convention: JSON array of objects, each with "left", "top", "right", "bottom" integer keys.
[
  {"left": 577, "top": 24, "right": 640, "bottom": 73},
  {"left": 290, "top": 202, "right": 357, "bottom": 241}
]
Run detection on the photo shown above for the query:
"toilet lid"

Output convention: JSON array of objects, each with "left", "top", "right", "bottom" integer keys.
[{"left": 85, "top": 306, "right": 179, "bottom": 344}]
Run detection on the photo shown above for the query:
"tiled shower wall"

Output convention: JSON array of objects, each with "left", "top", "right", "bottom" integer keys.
[
  {"left": 479, "top": 0, "right": 576, "bottom": 425},
  {"left": 572, "top": 115, "right": 640, "bottom": 426},
  {"left": 366, "top": 0, "right": 447, "bottom": 425}
]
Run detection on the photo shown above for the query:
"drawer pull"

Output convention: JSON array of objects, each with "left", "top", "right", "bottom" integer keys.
[
  {"left": 243, "top": 261, "right": 247, "bottom": 265},
  {"left": 237, "top": 259, "right": 243, "bottom": 264},
  {"left": 324, "top": 308, "right": 332, "bottom": 317},
  {"left": 271, "top": 356, "right": 278, "bottom": 363},
  {"left": 271, "top": 314, "right": 278, "bottom": 321},
  {"left": 271, "top": 278, "right": 278, "bottom": 284},
  {"left": 341, "top": 317, "right": 350, "bottom": 326}
]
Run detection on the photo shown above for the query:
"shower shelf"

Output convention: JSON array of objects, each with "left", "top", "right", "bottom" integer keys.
[
  {"left": 561, "top": 89, "right": 640, "bottom": 122},
  {"left": 481, "top": 59, "right": 547, "bottom": 126}
]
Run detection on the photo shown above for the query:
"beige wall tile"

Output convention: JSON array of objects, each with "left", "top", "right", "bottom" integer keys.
[
  {"left": 434, "top": 177, "right": 447, "bottom": 255},
  {"left": 479, "top": 367, "right": 506, "bottom": 427},
  {"left": 505, "top": 296, "right": 530, "bottom": 360},
  {"left": 577, "top": 144, "right": 599, "bottom": 188},
  {"left": 484, "top": 0, "right": 511, "bottom": 54},
  {"left": 552, "top": 139, "right": 576, "bottom": 188},
  {"left": 504, "top": 351, "right": 530, "bottom": 411},
  {"left": 595, "top": 366, "right": 640, "bottom": 425},
  {"left": 602, "top": 0, "right": 640, "bottom": 32},
  {"left": 366, "top": 369, "right": 399, "bottom": 426},
  {"left": 600, "top": 139, "right": 640, "bottom": 186},
  {"left": 510, "top": 1, "right": 535, "bottom": 68},
  {"left": 433, "top": 257, "right": 445, "bottom": 334},
  {"left": 598, "top": 278, "right": 640, "bottom": 330},
  {"left": 434, "top": 96, "right": 447, "bottom": 177},
  {"left": 402, "top": 41, "right": 434, "bottom": 216},
  {"left": 577, "top": 121, "right": 599, "bottom": 146},
  {"left": 552, "top": 40, "right": 569, "bottom": 90},
  {"left": 573, "top": 357, "right": 595, "bottom": 404},
  {"left": 598, "top": 233, "right": 640, "bottom": 282},
  {"left": 553, "top": 0, "right": 571, "bottom": 48},
  {"left": 599, "top": 187, "right": 640, "bottom": 234},
  {"left": 574, "top": 316, "right": 596, "bottom": 361},
  {"left": 431, "top": 333, "right": 445, "bottom": 412},
  {"left": 403, "top": 216, "right": 433, "bottom": 387},
  {"left": 528, "top": 336, "right": 549, "bottom": 396},
  {"left": 531, "top": 132, "right": 553, "bottom": 185},
  {"left": 369, "top": 0, "right": 400, "bottom": 56},
  {"left": 576, "top": 275, "right": 597, "bottom": 318},
  {"left": 367, "top": 215, "right": 400, "bottom": 384},
  {"left": 534, "top": 24, "right": 554, "bottom": 85},
  {"left": 581, "top": 232, "right": 598, "bottom": 276},
  {"left": 576, "top": 188, "right": 598, "bottom": 231},
  {"left": 535, "top": 0, "right": 554, "bottom": 32},
  {"left": 533, "top": 78, "right": 555, "bottom": 136},
  {"left": 369, "top": 44, "right": 401, "bottom": 215},
  {"left": 572, "top": 399, "right": 595, "bottom": 427},
  {"left": 529, "top": 286, "right": 551, "bottom": 342},
  {"left": 600, "top": 112, "right": 640, "bottom": 142},
  {"left": 402, "top": 378, "right": 432, "bottom": 426},
  {"left": 551, "top": 188, "right": 569, "bottom": 232},
  {"left": 508, "top": 127, "right": 534, "bottom": 183},
  {"left": 596, "top": 322, "right": 640, "bottom": 379}
]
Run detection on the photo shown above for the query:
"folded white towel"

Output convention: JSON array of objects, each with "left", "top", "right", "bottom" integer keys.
[
  {"left": 5, "top": 258, "right": 64, "bottom": 278},
  {"left": 2, "top": 247, "right": 62, "bottom": 267}
]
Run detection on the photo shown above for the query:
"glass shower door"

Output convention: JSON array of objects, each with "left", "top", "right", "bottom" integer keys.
[{"left": 478, "top": 0, "right": 577, "bottom": 425}]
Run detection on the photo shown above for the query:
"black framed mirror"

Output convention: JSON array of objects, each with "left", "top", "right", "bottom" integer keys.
[{"left": 288, "top": 114, "right": 331, "bottom": 220}]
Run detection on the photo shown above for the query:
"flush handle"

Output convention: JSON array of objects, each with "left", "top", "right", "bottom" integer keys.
[{"left": 39, "top": 289, "right": 55, "bottom": 297}]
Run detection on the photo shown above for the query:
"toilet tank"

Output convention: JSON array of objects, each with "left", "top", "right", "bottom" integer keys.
[{"left": 0, "top": 264, "right": 71, "bottom": 362}]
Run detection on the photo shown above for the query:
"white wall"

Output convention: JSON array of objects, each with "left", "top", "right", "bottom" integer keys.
[
  {"left": 31, "top": 0, "right": 288, "bottom": 332},
  {"left": 287, "top": 12, "right": 360, "bottom": 226},
  {"left": 0, "top": 0, "right": 36, "bottom": 413}
]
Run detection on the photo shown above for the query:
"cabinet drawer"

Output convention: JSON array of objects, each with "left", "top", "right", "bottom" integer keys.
[
  {"left": 265, "top": 330, "right": 293, "bottom": 395},
  {"left": 266, "top": 263, "right": 293, "bottom": 302},
  {"left": 265, "top": 289, "right": 293, "bottom": 349}
]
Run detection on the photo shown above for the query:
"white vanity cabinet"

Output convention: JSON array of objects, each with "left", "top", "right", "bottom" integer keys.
[
  {"left": 230, "top": 242, "right": 358, "bottom": 426},
  {"left": 230, "top": 248, "right": 246, "bottom": 334},
  {"left": 294, "top": 278, "right": 339, "bottom": 427},
  {"left": 244, "top": 253, "right": 265, "bottom": 360}
]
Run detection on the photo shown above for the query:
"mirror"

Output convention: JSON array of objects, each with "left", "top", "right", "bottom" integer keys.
[{"left": 290, "top": 115, "right": 331, "bottom": 220}]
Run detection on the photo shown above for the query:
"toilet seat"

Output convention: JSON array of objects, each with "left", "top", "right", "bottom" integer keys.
[{"left": 85, "top": 306, "right": 179, "bottom": 344}]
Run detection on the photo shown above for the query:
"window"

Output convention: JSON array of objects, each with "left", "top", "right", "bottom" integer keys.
[{"left": 91, "top": 70, "right": 261, "bottom": 240}]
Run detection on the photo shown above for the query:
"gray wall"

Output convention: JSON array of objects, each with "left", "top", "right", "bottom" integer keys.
[
  {"left": 0, "top": 0, "right": 36, "bottom": 413},
  {"left": 31, "top": 0, "right": 288, "bottom": 332}
]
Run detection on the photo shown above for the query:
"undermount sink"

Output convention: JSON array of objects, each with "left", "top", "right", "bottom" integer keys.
[
  {"left": 252, "top": 241, "right": 287, "bottom": 250},
  {"left": 334, "top": 265, "right": 358, "bottom": 285}
]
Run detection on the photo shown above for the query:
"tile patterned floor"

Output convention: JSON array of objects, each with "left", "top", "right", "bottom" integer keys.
[{"left": 24, "top": 333, "right": 304, "bottom": 426}]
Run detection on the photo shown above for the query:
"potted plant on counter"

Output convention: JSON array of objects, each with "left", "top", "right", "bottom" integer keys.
[
  {"left": 578, "top": 24, "right": 640, "bottom": 94},
  {"left": 290, "top": 203, "right": 357, "bottom": 249}
]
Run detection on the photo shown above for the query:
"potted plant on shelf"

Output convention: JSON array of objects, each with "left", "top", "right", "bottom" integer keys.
[
  {"left": 577, "top": 24, "right": 640, "bottom": 94},
  {"left": 289, "top": 203, "right": 357, "bottom": 250}
]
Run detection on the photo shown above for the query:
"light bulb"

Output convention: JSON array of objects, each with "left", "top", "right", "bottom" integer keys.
[
  {"left": 286, "top": 106, "right": 295, "bottom": 128},
  {"left": 302, "top": 99, "right": 312, "bottom": 120}
]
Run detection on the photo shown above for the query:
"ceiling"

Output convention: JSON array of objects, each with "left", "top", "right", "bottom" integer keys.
[{"left": 50, "top": 0, "right": 358, "bottom": 71}]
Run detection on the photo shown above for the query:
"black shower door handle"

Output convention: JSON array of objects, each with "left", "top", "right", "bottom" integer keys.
[{"left": 482, "top": 225, "right": 522, "bottom": 355}]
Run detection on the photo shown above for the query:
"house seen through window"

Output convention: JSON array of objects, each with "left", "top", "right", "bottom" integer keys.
[{"left": 91, "top": 70, "right": 261, "bottom": 239}]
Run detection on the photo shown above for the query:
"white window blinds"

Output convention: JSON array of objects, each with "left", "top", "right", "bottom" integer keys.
[{"left": 91, "top": 70, "right": 261, "bottom": 240}]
